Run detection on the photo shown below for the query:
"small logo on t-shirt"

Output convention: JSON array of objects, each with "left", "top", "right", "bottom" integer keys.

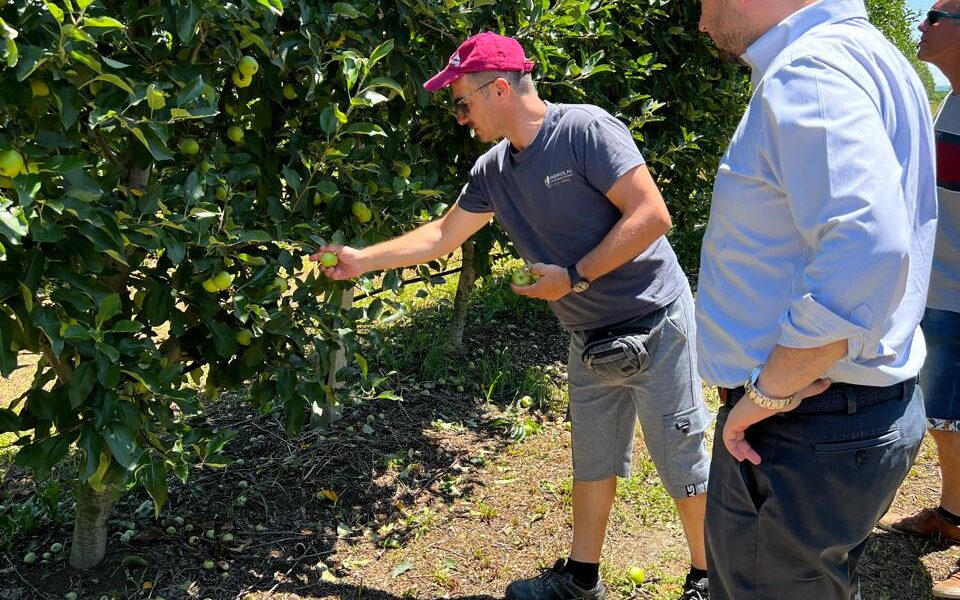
[
  {"left": 544, "top": 169, "right": 574, "bottom": 188},
  {"left": 450, "top": 52, "right": 462, "bottom": 67}
]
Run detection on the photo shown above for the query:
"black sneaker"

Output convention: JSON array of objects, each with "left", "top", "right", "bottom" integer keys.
[
  {"left": 505, "top": 559, "right": 606, "bottom": 600},
  {"left": 678, "top": 572, "right": 709, "bottom": 600}
]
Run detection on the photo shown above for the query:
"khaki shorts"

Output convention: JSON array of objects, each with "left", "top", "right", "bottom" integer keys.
[{"left": 567, "top": 285, "right": 712, "bottom": 498}]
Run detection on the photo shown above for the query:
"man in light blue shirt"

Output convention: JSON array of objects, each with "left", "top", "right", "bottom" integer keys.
[{"left": 697, "top": 0, "right": 937, "bottom": 597}]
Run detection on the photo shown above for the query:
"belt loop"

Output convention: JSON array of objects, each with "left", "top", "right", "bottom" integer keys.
[{"left": 844, "top": 386, "right": 858, "bottom": 415}]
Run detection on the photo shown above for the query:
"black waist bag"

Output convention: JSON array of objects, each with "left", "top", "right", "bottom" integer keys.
[{"left": 580, "top": 322, "right": 652, "bottom": 380}]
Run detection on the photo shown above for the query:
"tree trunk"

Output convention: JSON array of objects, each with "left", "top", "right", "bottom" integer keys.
[
  {"left": 317, "top": 285, "right": 354, "bottom": 427},
  {"left": 69, "top": 483, "right": 113, "bottom": 569},
  {"left": 448, "top": 238, "right": 476, "bottom": 350}
]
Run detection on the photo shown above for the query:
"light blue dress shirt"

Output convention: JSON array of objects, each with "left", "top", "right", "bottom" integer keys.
[{"left": 696, "top": 0, "right": 938, "bottom": 388}]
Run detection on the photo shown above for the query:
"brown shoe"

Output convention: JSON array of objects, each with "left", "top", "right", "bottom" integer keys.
[
  {"left": 934, "top": 571, "right": 960, "bottom": 598},
  {"left": 877, "top": 507, "right": 960, "bottom": 544}
]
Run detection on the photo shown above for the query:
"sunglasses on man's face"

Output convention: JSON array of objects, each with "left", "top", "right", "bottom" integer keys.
[
  {"left": 927, "top": 9, "right": 960, "bottom": 24},
  {"left": 453, "top": 80, "right": 497, "bottom": 118}
]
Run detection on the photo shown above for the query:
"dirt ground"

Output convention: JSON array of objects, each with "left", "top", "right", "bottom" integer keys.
[{"left": 1, "top": 293, "right": 957, "bottom": 600}]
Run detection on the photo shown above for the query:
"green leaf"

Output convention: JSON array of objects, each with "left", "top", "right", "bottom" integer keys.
[
  {"left": 82, "top": 16, "right": 125, "bottom": 29},
  {"left": 32, "top": 307, "right": 64, "bottom": 356},
  {"left": 169, "top": 107, "right": 218, "bottom": 121},
  {"left": 70, "top": 50, "right": 103, "bottom": 73},
  {"left": 101, "top": 56, "right": 129, "bottom": 69},
  {"left": 358, "top": 89, "right": 390, "bottom": 106},
  {"left": 0, "top": 19, "right": 18, "bottom": 68},
  {"left": 78, "top": 424, "right": 102, "bottom": 481},
  {"left": 353, "top": 352, "right": 368, "bottom": 380},
  {"left": 368, "top": 39, "right": 394, "bottom": 68},
  {"left": 256, "top": 0, "right": 284, "bottom": 16},
  {"left": 284, "top": 394, "right": 306, "bottom": 436},
  {"left": 88, "top": 73, "right": 133, "bottom": 94},
  {"left": 122, "top": 123, "right": 172, "bottom": 161},
  {"left": 0, "top": 311, "right": 17, "bottom": 378},
  {"left": 15, "top": 46, "right": 46, "bottom": 81},
  {"left": 206, "top": 320, "right": 236, "bottom": 358},
  {"left": 67, "top": 362, "right": 97, "bottom": 409},
  {"left": 332, "top": 2, "right": 360, "bottom": 18},
  {"left": 4, "top": 37, "right": 17, "bottom": 68},
  {"left": 138, "top": 455, "right": 168, "bottom": 517},
  {"left": 102, "top": 421, "right": 140, "bottom": 469},
  {"left": 344, "top": 123, "right": 387, "bottom": 137},
  {"left": 176, "top": 75, "right": 204, "bottom": 106},
  {"left": 364, "top": 77, "right": 404, "bottom": 98},
  {"left": 176, "top": 2, "right": 201, "bottom": 43},
  {"left": 64, "top": 168, "right": 102, "bottom": 202},
  {"left": 0, "top": 200, "right": 29, "bottom": 246},
  {"left": 0, "top": 407, "right": 19, "bottom": 432},
  {"left": 43, "top": 1, "right": 64, "bottom": 24},
  {"left": 319, "top": 104, "right": 339, "bottom": 134},
  {"left": 13, "top": 175, "right": 41, "bottom": 210},
  {"left": 282, "top": 167, "right": 302, "bottom": 196},
  {"left": 96, "top": 293, "right": 121, "bottom": 329},
  {"left": 15, "top": 434, "right": 73, "bottom": 480},
  {"left": 19, "top": 282, "right": 33, "bottom": 313},
  {"left": 96, "top": 341, "right": 119, "bottom": 362},
  {"left": 317, "top": 180, "right": 337, "bottom": 197}
]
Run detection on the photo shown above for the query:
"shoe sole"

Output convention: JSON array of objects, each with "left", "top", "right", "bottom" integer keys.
[{"left": 875, "top": 523, "right": 960, "bottom": 545}]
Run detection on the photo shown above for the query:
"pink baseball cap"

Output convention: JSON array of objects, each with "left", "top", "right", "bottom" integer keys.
[{"left": 423, "top": 32, "right": 535, "bottom": 92}]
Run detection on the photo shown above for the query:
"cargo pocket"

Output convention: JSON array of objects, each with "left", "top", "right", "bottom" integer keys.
[
  {"left": 580, "top": 328, "right": 651, "bottom": 380},
  {"left": 661, "top": 404, "right": 712, "bottom": 496}
]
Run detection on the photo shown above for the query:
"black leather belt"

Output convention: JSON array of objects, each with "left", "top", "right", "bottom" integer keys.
[{"left": 718, "top": 378, "right": 916, "bottom": 415}]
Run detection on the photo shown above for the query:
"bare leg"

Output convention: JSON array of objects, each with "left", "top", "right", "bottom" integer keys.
[
  {"left": 675, "top": 494, "right": 708, "bottom": 570},
  {"left": 931, "top": 430, "right": 960, "bottom": 514},
  {"left": 569, "top": 476, "right": 618, "bottom": 562}
]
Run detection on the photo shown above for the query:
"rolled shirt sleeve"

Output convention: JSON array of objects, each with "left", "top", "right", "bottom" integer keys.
[{"left": 763, "top": 58, "right": 911, "bottom": 362}]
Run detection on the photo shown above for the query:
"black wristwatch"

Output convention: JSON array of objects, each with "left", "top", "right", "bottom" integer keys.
[{"left": 566, "top": 264, "right": 589, "bottom": 293}]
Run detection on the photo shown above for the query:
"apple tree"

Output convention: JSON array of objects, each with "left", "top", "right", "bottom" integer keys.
[{"left": 0, "top": 0, "right": 448, "bottom": 569}]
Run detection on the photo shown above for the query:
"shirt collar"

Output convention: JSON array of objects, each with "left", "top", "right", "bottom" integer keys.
[{"left": 741, "top": 0, "right": 868, "bottom": 86}]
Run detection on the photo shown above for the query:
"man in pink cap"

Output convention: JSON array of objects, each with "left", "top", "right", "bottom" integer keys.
[{"left": 312, "top": 32, "right": 711, "bottom": 600}]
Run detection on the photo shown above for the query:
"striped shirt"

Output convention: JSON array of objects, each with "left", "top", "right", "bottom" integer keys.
[
  {"left": 696, "top": 0, "right": 938, "bottom": 388},
  {"left": 929, "top": 94, "right": 960, "bottom": 313}
]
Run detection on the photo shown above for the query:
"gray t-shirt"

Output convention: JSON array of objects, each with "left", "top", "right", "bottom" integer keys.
[
  {"left": 929, "top": 93, "right": 960, "bottom": 314},
  {"left": 457, "top": 102, "right": 686, "bottom": 331}
]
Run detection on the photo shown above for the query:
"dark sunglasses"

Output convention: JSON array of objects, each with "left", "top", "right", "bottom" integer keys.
[
  {"left": 453, "top": 80, "right": 496, "bottom": 118},
  {"left": 927, "top": 9, "right": 960, "bottom": 24}
]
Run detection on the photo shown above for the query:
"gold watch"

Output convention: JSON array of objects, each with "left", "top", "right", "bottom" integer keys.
[{"left": 744, "top": 365, "right": 796, "bottom": 410}]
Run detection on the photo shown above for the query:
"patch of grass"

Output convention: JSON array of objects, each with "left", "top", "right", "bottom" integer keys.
[
  {"left": 474, "top": 500, "right": 498, "bottom": 521},
  {"left": 615, "top": 456, "right": 676, "bottom": 526}
]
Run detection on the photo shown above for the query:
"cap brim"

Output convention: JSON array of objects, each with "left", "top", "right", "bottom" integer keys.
[{"left": 423, "top": 67, "right": 462, "bottom": 92}]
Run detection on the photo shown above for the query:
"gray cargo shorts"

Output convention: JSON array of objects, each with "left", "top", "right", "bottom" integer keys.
[{"left": 567, "top": 286, "right": 712, "bottom": 498}]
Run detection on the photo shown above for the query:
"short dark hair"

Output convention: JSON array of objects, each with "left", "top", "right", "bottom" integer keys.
[{"left": 467, "top": 70, "right": 535, "bottom": 95}]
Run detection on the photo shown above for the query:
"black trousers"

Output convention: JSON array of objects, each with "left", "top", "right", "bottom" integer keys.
[{"left": 706, "top": 383, "right": 925, "bottom": 599}]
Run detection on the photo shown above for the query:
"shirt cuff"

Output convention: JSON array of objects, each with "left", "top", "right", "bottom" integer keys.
[{"left": 777, "top": 294, "right": 871, "bottom": 358}]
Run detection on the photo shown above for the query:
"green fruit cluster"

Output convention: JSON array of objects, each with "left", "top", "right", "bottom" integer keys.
[
  {"left": 351, "top": 201, "right": 372, "bottom": 223},
  {"left": 201, "top": 271, "right": 234, "bottom": 293},
  {"left": 231, "top": 55, "right": 259, "bottom": 88}
]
